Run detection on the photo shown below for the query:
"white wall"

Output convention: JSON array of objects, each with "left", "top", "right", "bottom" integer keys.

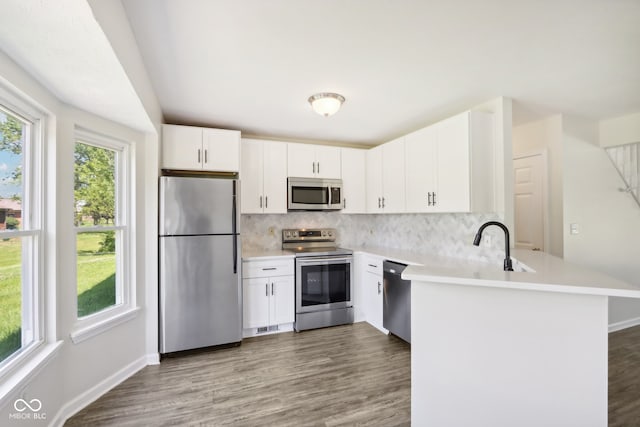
[
  {"left": 562, "top": 115, "right": 640, "bottom": 327},
  {"left": 512, "top": 115, "right": 564, "bottom": 257},
  {"left": 87, "top": 0, "right": 163, "bottom": 368},
  {"left": 0, "top": 12, "right": 161, "bottom": 425},
  {"left": 599, "top": 111, "right": 640, "bottom": 148}
]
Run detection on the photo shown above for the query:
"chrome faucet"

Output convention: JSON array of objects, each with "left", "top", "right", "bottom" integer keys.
[{"left": 473, "top": 221, "right": 514, "bottom": 271}]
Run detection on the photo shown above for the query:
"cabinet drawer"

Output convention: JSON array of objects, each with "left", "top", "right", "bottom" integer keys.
[
  {"left": 364, "top": 256, "right": 383, "bottom": 276},
  {"left": 243, "top": 258, "right": 294, "bottom": 278}
]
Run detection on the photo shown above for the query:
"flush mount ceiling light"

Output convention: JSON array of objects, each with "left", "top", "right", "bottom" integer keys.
[{"left": 308, "top": 92, "right": 345, "bottom": 117}]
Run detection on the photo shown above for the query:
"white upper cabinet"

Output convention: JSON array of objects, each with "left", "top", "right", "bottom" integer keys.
[
  {"left": 287, "top": 142, "right": 341, "bottom": 179},
  {"left": 340, "top": 147, "right": 367, "bottom": 213},
  {"left": 366, "top": 137, "right": 406, "bottom": 213},
  {"left": 404, "top": 111, "right": 494, "bottom": 213},
  {"left": 405, "top": 126, "right": 438, "bottom": 212},
  {"left": 162, "top": 124, "right": 240, "bottom": 172},
  {"left": 240, "top": 139, "right": 287, "bottom": 214}
]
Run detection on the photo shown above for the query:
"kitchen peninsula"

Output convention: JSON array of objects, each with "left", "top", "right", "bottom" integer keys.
[{"left": 403, "top": 250, "right": 640, "bottom": 427}]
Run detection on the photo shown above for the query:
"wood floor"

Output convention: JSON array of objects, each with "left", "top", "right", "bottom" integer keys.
[
  {"left": 65, "top": 323, "right": 640, "bottom": 426},
  {"left": 65, "top": 322, "right": 411, "bottom": 427},
  {"left": 609, "top": 325, "right": 640, "bottom": 427}
]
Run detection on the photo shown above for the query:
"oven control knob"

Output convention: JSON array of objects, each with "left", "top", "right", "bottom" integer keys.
[
  {"left": 328, "top": 231, "right": 333, "bottom": 237},
  {"left": 293, "top": 231, "right": 298, "bottom": 237},
  {"left": 321, "top": 230, "right": 327, "bottom": 237},
  {"left": 285, "top": 231, "right": 291, "bottom": 238}
]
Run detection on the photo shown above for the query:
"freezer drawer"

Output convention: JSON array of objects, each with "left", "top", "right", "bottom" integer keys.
[{"left": 160, "top": 235, "right": 241, "bottom": 353}]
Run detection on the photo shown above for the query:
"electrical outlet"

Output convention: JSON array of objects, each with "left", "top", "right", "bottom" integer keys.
[
  {"left": 570, "top": 223, "right": 579, "bottom": 235},
  {"left": 483, "top": 234, "right": 492, "bottom": 247},
  {"left": 268, "top": 226, "right": 276, "bottom": 237}
]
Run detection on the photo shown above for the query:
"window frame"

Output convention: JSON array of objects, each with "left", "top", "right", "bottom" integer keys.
[
  {"left": 70, "top": 128, "right": 138, "bottom": 344},
  {"left": 0, "top": 84, "right": 46, "bottom": 381}
]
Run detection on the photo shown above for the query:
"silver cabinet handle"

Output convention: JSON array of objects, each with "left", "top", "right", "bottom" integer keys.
[
  {"left": 433, "top": 192, "right": 436, "bottom": 205},
  {"left": 265, "top": 283, "right": 269, "bottom": 296},
  {"left": 377, "top": 281, "right": 382, "bottom": 294},
  {"left": 317, "top": 162, "right": 320, "bottom": 174},
  {"left": 262, "top": 267, "right": 277, "bottom": 271},
  {"left": 378, "top": 197, "right": 381, "bottom": 208},
  {"left": 343, "top": 198, "right": 346, "bottom": 209},
  {"left": 204, "top": 149, "right": 208, "bottom": 164},
  {"left": 312, "top": 162, "right": 316, "bottom": 174},
  {"left": 260, "top": 195, "right": 263, "bottom": 208},
  {"left": 368, "top": 264, "right": 378, "bottom": 268},
  {"left": 265, "top": 196, "right": 268, "bottom": 209},
  {"left": 197, "top": 148, "right": 201, "bottom": 163},
  {"left": 382, "top": 197, "right": 385, "bottom": 208},
  {"left": 428, "top": 192, "right": 432, "bottom": 206},
  {"left": 271, "top": 283, "right": 274, "bottom": 295}
]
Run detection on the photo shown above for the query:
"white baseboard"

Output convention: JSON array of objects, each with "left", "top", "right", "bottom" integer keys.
[
  {"left": 146, "top": 353, "right": 160, "bottom": 365},
  {"left": 609, "top": 316, "right": 640, "bottom": 333},
  {"left": 49, "top": 354, "right": 148, "bottom": 427}
]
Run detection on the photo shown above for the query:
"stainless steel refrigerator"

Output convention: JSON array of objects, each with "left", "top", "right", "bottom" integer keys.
[{"left": 159, "top": 176, "right": 241, "bottom": 353}]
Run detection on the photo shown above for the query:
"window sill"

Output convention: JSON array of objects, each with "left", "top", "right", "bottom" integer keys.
[
  {"left": 0, "top": 340, "right": 63, "bottom": 410},
  {"left": 70, "top": 306, "right": 141, "bottom": 344}
]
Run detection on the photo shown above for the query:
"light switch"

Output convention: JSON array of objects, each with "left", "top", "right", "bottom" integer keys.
[{"left": 570, "top": 223, "right": 579, "bottom": 235}]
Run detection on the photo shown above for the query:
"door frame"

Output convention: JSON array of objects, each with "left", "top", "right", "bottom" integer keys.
[{"left": 513, "top": 149, "right": 549, "bottom": 252}]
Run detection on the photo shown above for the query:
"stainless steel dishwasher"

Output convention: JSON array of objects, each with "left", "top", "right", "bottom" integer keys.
[{"left": 383, "top": 260, "right": 411, "bottom": 343}]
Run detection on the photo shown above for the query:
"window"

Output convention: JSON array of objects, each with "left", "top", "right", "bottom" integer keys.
[
  {"left": 0, "top": 96, "right": 42, "bottom": 368},
  {"left": 74, "top": 129, "right": 132, "bottom": 323}
]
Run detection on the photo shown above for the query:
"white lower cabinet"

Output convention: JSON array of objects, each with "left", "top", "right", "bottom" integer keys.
[
  {"left": 242, "top": 258, "right": 295, "bottom": 337},
  {"left": 360, "top": 255, "right": 388, "bottom": 334}
]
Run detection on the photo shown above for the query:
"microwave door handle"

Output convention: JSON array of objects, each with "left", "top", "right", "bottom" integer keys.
[{"left": 328, "top": 186, "right": 332, "bottom": 206}]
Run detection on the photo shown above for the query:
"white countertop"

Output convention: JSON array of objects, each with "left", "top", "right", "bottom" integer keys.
[
  {"left": 242, "top": 245, "right": 640, "bottom": 298},
  {"left": 242, "top": 249, "right": 295, "bottom": 261},
  {"left": 399, "top": 248, "right": 640, "bottom": 298}
]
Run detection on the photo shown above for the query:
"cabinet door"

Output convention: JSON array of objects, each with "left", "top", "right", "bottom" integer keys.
[
  {"left": 405, "top": 126, "right": 437, "bottom": 212},
  {"left": 364, "top": 271, "right": 384, "bottom": 332},
  {"left": 263, "top": 141, "right": 288, "bottom": 213},
  {"left": 366, "top": 146, "right": 383, "bottom": 213},
  {"left": 381, "top": 137, "right": 406, "bottom": 213},
  {"left": 243, "top": 278, "right": 270, "bottom": 328},
  {"left": 434, "top": 113, "right": 470, "bottom": 212},
  {"left": 270, "top": 275, "right": 295, "bottom": 325},
  {"left": 314, "top": 145, "right": 341, "bottom": 179},
  {"left": 341, "top": 148, "right": 367, "bottom": 213},
  {"left": 287, "top": 143, "right": 316, "bottom": 178},
  {"left": 162, "top": 124, "right": 203, "bottom": 170},
  {"left": 202, "top": 128, "right": 241, "bottom": 172},
  {"left": 240, "top": 139, "right": 264, "bottom": 214}
]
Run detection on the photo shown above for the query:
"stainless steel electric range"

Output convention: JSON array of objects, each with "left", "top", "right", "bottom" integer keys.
[{"left": 282, "top": 228, "right": 354, "bottom": 331}]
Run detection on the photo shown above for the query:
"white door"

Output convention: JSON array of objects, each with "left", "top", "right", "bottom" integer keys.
[
  {"left": 162, "top": 124, "right": 203, "bottom": 170},
  {"left": 314, "top": 145, "right": 341, "bottom": 179},
  {"left": 242, "top": 278, "right": 270, "bottom": 328},
  {"left": 341, "top": 148, "right": 367, "bottom": 213},
  {"left": 434, "top": 112, "right": 470, "bottom": 212},
  {"left": 240, "top": 139, "right": 264, "bottom": 213},
  {"left": 202, "top": 128, "right": 241, "bottom": 172},
  {"left": 365, "top": 271, "right": 384, "bottom": 331},
  {"left": 381, "top": 137, "right": 406, "bottom": 213},
  {"left": 270, "top": 275, "right": 295, "bottom": 325},
  {"left": 405, "top": 126, "right": 437, "bottom": 212},
  {"left": 287, "top": 143, "right": 316, "bottom": 178},
  {"left": 263, "top": 141, "right": 288, "bottom": 213},
  {"left": 514, "top": 154, "right": 545, "bottom": 251},
  {"left": 366, "top": 146, "right": 384, "bottom": 213}
]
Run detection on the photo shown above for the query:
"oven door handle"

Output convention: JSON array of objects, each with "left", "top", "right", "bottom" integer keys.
[{"left": 297, "top": 257, "right": 352, "bottom": 265}]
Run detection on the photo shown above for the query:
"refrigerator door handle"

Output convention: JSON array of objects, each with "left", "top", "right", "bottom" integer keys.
[{"left": 232, "top": 182, "right": 238, "bottom": 274}]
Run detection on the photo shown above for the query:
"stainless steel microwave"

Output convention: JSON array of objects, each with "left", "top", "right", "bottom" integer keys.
[{"left": 287, "top": 177, "right": 343, "bottom": 211}]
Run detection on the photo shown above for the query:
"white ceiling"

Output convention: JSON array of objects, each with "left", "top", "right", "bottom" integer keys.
[
  {"left": 0, "top": 1, "right": 638, "bottom": 145},
  {"left": 122, "top": 0, "right": 640, "bottom": 145},
  {"left": 0, "top": 0, "right": 153, "bottom": 132}
]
